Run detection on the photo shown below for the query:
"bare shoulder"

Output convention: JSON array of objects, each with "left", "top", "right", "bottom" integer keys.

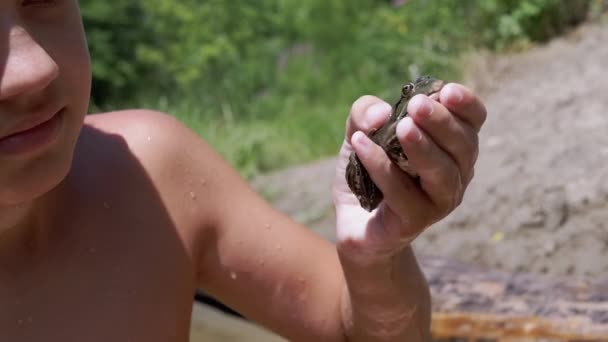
[
  {"left": 82, "top": 110, "right": 204, "bottom": 197},
  {"left": 79, "top": 109, "right": 241, "bottom": 260},
  {"left": 83, "top": 109, "right": 222, "bottom": 178},
  {"left": 79, "top": 110, "right": 341, "bottom": 338},
  {"left": 84, "top": 109, "right": 194, "bottom": 161}
]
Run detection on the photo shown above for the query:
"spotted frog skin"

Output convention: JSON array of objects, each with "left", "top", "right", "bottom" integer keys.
[{"left": 345, "top": 76, "right": 445, "bottom": 211}]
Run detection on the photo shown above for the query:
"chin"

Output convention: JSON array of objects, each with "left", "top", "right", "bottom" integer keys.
[
  {"left": 0, "top": 120, "right": 81, "bottom": 207},
  {"left": 0, "top": 154, "right": 72, "bottom": 207}
]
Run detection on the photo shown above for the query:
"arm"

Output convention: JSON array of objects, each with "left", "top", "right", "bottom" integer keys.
[
  {"left": 147, "top": 83, "right": 485, "bottom": 341},
  {"left": 334, "top": 83, "right": 486, "bottom": 341},
  {"left": 111, "top": 109, "right": 350, "bottom": 340},
  {"left": 193, "top": 148, "right": 428, "bottom": 341}
]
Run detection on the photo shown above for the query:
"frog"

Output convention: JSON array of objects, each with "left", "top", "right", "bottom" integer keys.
[{"left": 345, "top": 75, "right": 445, "bottom": 211}]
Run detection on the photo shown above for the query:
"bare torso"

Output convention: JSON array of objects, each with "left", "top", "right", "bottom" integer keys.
[{"left": 0, "top": 113, "right": 201, "bottom": 341}]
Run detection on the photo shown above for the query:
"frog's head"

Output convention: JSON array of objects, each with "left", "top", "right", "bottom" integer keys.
[{"left": 401, "top": 75, "right": 444, "bottom": 99}]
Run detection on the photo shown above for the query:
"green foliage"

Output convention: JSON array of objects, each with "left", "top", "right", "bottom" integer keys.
[
  {"left": 80, "top": 1, "right": 147, "bottom": 107},
  {"left": 80, "top": 0, "right": 593, "bottom": 177},
  {"left": 468, "top": 0, "right": 590, "bottom": 50}
]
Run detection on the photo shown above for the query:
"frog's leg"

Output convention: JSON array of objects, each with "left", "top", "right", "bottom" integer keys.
[
  {"left": 368, "top": 128, "right": 377, "bottom": 137},
  {"left": 393, "top": 96, "right": 409, "bottom": 120}
]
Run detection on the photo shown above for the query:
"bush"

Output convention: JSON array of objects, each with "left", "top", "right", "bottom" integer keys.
[
  {"left": 81, "top": 0, "right": 593, "bottom": 107},
  {"left": 80, "top": 0, "right": 593, "bottom": 176},
  {"left": 467, "top": 0, "right": 590, "bottom": 50}
]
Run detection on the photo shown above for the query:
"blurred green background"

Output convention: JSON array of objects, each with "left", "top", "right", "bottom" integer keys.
[{"left": 80, "top": 0, "right": 596, "bottom": 178}]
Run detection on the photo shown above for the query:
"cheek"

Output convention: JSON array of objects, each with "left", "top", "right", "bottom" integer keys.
[
  {"left": 58, "top": 27, "right": 92, "bottom": 113},
  {"left": 38, "top": 15, "right": 92, "bottom": 115}
]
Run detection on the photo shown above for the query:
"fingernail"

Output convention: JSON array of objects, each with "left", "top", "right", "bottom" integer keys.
[
  {"left": 409, "top": 95, "right": 433, "bottom": 120},
  {"left": 353, "top": 131, "right": 372, "bottom": 152},
  {"left": 398, "top": 117, "right": 421, "bottom": 142},
  {"left": 364, "top": 102, "right": 391, "bottom": 130},
  {"left": 444, "top": 84, "right": 463, "bottom": 104}
]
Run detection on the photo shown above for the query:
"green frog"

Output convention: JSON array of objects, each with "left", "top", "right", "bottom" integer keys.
[{"left": 345, "top": 75, "right": 445, "bottom": 211}]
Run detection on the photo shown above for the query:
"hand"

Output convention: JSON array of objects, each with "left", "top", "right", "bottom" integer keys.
[{"left": 333, "top": 83, "right": 487, "bottom": 263}]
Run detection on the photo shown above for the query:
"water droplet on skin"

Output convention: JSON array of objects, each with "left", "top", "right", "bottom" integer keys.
[
  {"left": 103, "top": 202, "right": 110, "bottom": 209},
  {"left": 147, "top": 136, "right": 151, "bottom": 142},
  {"left": 230, "top": 271, "right": 237, "bottom": 280},
  {"left": 199, "top": 178, "right": 207, "bottom": 186},
  {"left": 265, "top": 224, "right": 271, "bottom": 230},
  {"left": 89, "top": 247, "right": 96, "bottom": 254},
  {"left": 189, "top": 191, "right": 197, "bottom": 200}
]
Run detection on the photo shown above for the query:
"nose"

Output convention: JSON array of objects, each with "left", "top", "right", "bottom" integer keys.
[{"left": 0, "top": 26, "right": 59, "bottom": 101}]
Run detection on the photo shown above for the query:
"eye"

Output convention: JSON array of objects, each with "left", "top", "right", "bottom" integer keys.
[{"left": 401, "top": 83, "right": 413, "bottom": 96}]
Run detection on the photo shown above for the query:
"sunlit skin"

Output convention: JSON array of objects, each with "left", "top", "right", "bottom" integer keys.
[{"left": 0, "top": 1, "right": 486, "bottom": 341}]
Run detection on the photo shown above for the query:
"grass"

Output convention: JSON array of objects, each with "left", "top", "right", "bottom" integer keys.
[
  {"left": 129, "top": 1, "right": 600, "bottom": 179},
  {"left": 151, "top": 95, "right": 351, "bottom": 179},
  {"left": 152, "top": 68, "right": 464, "bottom": 180}
]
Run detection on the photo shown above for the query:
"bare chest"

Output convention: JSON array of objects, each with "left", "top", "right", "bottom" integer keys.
[{"left": 0, "top": 216, "right": 196, "bottom": 342}]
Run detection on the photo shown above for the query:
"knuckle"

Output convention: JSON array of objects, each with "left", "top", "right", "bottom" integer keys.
[
  {"left": 470, "top": 97, "right": 488, "bottom": 130},
  {"left": 440, "top": 192, "right": 462, "bottom": 218},
  {"left": 477, "top": 98, "right": 488, "bottom": 121},
  {"left": 437, "top": 108, "right": 454, "bottom": 127},
  {"left": 455, "top": 185, "right": 465, "bottom": 207},
  {"left": 455, "top": 125, "right": 479, "bottom": 172},
  {"left": 435, "top": 201, "right": 452, "bottom": 221},
  {"left": 471, "top": 144, "right": 479, "bottom": 168},
  {"left": 466, "top": 133, "right": 479, "bottom": 165},
  {"left": 451, "top": 172, "right": 463, "bottom": 206},
  {"left": 467, "top": 167, "right": 476, "bottom": 185},
  {"left": 423, "top": 102, "right": 449, "bottom": 127},
  {"left": 441, "top": 165, "right": 463, "bottom": 211}
]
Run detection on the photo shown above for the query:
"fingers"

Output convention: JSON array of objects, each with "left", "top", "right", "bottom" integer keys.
[
  {"left": 439, "top": 83, "right": 487, "bottom": 132},
  {"left": 350, "top": 131, "right": 436, "bottom": 230},
  {"left": 395, "top": 83, "right": 485, "bottom": 214},
  {"left": 396, "top": 117, "right": 464, "bottom": 212},
  {"left": 343, "top": 83, "right": 485, "bottom": 230},
  {"left": 345, "top": 95, "right": 392, "bottom": 142},
  {"left": 407, "top": 94, "right": 478, "bottom": 183}
]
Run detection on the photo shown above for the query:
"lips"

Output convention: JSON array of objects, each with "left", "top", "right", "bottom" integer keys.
[
  {"left": 0, "top": 105, "right": 65, "bottom": 155},
  {"left": 0, "top": 103, "right": 64, "bottom": 140},
  {"left": 1, "top": 113, "right": 57, "bottom": 141}
]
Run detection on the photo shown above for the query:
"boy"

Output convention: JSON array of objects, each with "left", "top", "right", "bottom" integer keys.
[{"left": 0, "top": 2, "right": 486, "bottom": 341}]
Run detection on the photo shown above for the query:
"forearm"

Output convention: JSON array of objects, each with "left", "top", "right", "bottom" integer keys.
[{"left": 338, "top": 246, "right": 431, "bottom": 342}]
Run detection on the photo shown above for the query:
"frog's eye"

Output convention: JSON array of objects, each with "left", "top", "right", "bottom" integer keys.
[{"left": 402, "top": 83, "right": 413, "bottom": 96}]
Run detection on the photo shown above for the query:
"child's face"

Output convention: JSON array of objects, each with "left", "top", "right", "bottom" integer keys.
[{"left": 0, "top": 0, "right": 91, "bottom": 205}]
